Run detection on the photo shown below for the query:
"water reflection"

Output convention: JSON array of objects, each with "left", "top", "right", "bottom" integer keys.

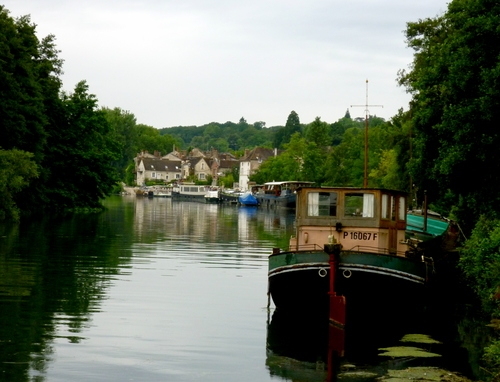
[
  {"left": 0, "top": 197, "right": 490, "bottom": 381},
  {"left": 0, "top": 197, "right": 297, "bottom": 381},
  {"left": 265, "top": 271, "right": 488, "bottom": 382}
]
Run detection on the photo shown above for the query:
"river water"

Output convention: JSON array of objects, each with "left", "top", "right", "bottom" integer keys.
[{"left": 0, "top": 196, "right": 488, "bottom": 381}]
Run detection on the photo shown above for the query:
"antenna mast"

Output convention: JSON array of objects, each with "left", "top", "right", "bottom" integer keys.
[{"left": 350, "top": 80, "right": 383, "bottom": 188}]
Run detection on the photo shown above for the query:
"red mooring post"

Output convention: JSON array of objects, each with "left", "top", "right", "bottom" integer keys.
[{"left": 324, "top": 243, "right": 346, "bottom": 364}]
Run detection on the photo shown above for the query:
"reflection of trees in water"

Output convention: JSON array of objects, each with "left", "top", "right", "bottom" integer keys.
[{"left": 0, "top": 199, "right": 136, "bottom": 381}]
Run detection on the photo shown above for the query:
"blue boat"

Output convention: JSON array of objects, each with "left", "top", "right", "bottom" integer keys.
[{"left": 238, "top": 191, "right": 259, "bottom": 206}]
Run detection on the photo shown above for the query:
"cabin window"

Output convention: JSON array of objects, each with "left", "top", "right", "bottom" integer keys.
[
  {"left": 307, "top": 192, "right": 337, "bottom": 217},
  {"left": 399, "top": 196, "right": 406, "bottom": 220},
  {"left": 344, "top": 193, "right": 374, "bottom": 218},
  {"left": 381, "top": 194, "right": 389, "bottom": 219},
  {"left": 391, "top": 196, "right": 396, "bottom": 221}
]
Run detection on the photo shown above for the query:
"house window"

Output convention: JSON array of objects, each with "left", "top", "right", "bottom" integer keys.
[
  {"left": 344, "top": 193, "right": 374, "bottom": 218},
  {"left": 199, "top": 173, "right": 205, "bottom": 180},
  {"left": 307, "top": 192, "right": 337, "bottom": 217},
  {"left": 201, "top": 163, "right": 205, "bottom": 170},
  {"left": 176, "top": 174, "right": 180, "bottom": 179},
  {"left": 152, "top": 172, "right": 156, "bottom": 178}
]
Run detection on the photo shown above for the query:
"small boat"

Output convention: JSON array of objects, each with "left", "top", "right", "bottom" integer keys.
[
  {"left": 406, "top": 210, "right": 454, "bottom": 246},
  {"left": 255, "top": 181, "right": 314, "bottom": 209},
  {"left": 268, "top": 186, "right": 435, "bottom": 313},
  {"left": 153, "top": 187, "right": 172, "bottom": 197},
  {"left": 204, "top": 188, "right": 222, "bottom": 204},
  {"left": 171, "top": 184, "right": 209, "bottom": 202},
  {"left": 238, "top": 191, "right": 258, "bottom": 206},
  {"left": 219, "top": 189, "right": 240, "bottom": 204}
]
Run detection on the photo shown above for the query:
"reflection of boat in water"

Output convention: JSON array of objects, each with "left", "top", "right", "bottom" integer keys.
[
  {"left": 266, "top": 296, "right": 427, "bottom": 381},
  {"left": 255, "top": 181, "right": 314, "bottom": 209}
]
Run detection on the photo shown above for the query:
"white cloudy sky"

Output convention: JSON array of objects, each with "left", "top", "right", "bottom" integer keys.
[{"left": 3, "top": 1, "right": 449, "bottom": 128}]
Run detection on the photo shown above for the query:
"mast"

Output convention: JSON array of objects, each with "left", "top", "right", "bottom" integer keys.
[{"left": 350, "top": 80, "right": 383, "bottom": 188}]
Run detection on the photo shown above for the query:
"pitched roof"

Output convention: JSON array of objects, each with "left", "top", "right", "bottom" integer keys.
[
  {"left": 141, "top": 158, "right": 182, "bottom": 172},
  {"left": 240, "top": 147, "right": 275, "bottom": 161},
  {"left": 219, "top": 160, "right": 240, "bottom": 169}
]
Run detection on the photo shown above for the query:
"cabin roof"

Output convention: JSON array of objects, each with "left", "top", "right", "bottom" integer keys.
[{"left": 264, "top": 181, "right": 314, "bottom": 186}]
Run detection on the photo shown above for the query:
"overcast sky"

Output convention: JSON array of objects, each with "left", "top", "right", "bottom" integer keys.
[{"left": 3, "top": 1, "right": 449, "bottom": 128}]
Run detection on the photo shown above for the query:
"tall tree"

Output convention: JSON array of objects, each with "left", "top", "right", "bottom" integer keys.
[
  {"left": 103, "top": 107, "right": 139, "bottom": 179},
  {"left": 273, "top": 111, "right": 302, "bottom": 149},
  {"left": 399, "top": 0, "right": 500, "bottom": 229},
  {"left": 0, "top": 9, "right": 48, "bottom": 159},
  {"left": 304, "top": 117, "right": 331, "bottom": 147},
  {"left": 42, "top": 81, "right": 120, "bottom": 209}
]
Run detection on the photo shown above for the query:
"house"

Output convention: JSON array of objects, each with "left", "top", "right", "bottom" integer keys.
[
  {"left": 189, "top": 157, "right": 211, "bottom": 182},
  {"left": 239, "top": 147, "right": 276, "bottom": 191},
  {"left": 134, "top": 148, "right": 242, "bottom": 185},
  {"left": 135, "top": 151, "right": 182, "bottom": 185}
]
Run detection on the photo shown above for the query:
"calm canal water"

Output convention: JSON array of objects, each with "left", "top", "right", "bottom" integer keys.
[{"left": 0, "top": 196, "right": 488, "bottom": 381}]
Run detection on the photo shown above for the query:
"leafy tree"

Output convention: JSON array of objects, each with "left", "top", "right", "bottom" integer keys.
[
  {"left": 459, "top": 216, "right": 500, "bottom": 314},
  {"left": 304, "top": 117, "right": 331, "bottom": 147},
  {"left": 331, "top": 127, "right": 365, "bottom": 187},
  {"left": 136, "top": 124, "right": 177, "bottom": 155},
  {"left": 369, "top": 149, "right": 401, "bottom": 190},
  {"left": 41, "top": 81, "right": 121, "bottom": 210},
  {"left": 274, "top": 111, "right": 302, "bottom": 149},
  {"left": 330, "top": 116, "right": 359, "bottom": 146},
  {"left": 0, "top": 9, "right": 48, "bottom": 159},
  {"left": 399, "top": 0, "right": 500, "bottom": 231},
  {"left": 0, "top": 149, "right": 38, "bottom": 220},
  {"left": 103, "top": 107, "right": 139, "bottom": 178},
  {"left": 321, "top": 144, "right": 352, "bottom": 186},
  {"left": 251, "top": 133, "right": 322, "bottom": 184}
]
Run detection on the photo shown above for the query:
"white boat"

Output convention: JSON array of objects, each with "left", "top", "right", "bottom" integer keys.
[
  {"left": 171, "top": 184, "right": 209, "bottom": 203},
  {"left": 204, "top": 189, "right": 222, "bottom": 204}
]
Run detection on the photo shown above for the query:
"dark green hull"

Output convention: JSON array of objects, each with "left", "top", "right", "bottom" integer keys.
[{"left": 268, "top": 250, "right": 430, "bottom": 311}]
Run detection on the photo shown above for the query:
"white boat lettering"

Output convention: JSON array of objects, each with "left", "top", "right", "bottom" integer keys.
[{"left": 343, "top": 231, "right": 377, "bottom": 241}]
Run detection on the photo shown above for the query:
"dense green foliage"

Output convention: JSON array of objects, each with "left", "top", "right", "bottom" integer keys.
[
  {"left": 0, "top": 149, "right": 38, "bottom": 220},
  {"left": 161, "top": 118, "right": 277, "bottom": 152},
  {"left": 250, "top": 114, "right": 407, "bottom": 190},
  {"left": 3, "top": 0, "right": 500, "bottom": 377},
  {"left": 460, "top": 217, "right": 500, "bottom": 313},
  {"left": 399, "top": 0, "right": 500, "bottom": 232},
  {"left": 399, "top": 0, "right": 500, "bottom": 378},
  {"left": 0, "top": 7, "right": 120, "bottom": 219},
  {"left": 103, "top": 107, "right": 180, "bottom": 181}
]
